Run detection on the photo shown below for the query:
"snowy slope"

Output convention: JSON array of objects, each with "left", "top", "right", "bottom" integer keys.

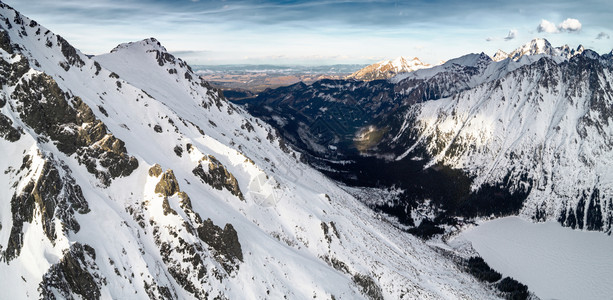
[
  {"left": 390, "top": 50, "right": 613, "bottom": 233},
  {"left": 0, "top": 3, "right": 501, "bottom": 299}
]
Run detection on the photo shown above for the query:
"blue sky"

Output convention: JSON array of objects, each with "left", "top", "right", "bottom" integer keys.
[{"left": 4, "top": 0, "right": 612, "bottom": 65}]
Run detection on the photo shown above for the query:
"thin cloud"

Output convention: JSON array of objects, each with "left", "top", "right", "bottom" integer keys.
[
  {"left": 596, "top": 32, "right": 610, "bottom": 40},
  {"left": 504, "top": 30, "right": 517, "bottom": 41},
  {"left": 171, "top": 50, "right": 211, "bottom": 56}
]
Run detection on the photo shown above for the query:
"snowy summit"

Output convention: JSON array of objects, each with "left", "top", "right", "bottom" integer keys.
[{"left": 347, "top": 56, "right": 431, "bottom": 81}]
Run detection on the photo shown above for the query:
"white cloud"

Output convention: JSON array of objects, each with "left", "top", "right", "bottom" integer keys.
[
  {"left": 558, "top": 18, "right": 582, "bottom": 32},
  {"left": 504, "top": 30, "right": 517, "bottom": 41},
  {"left": 537, "top": 18, "right": 582, "bottom": 34},
  {"left": 596, "top": 32, "right": 610, "bottom": 40},
  {"left": 537, "top": 19, "right": 558, "bottom": 33}
]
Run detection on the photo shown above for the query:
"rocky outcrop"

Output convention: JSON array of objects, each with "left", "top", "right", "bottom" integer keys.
[
  {"left": 11, "top": 73, "right": 138, "bottom": 186},
  {"left": 192, "top": 155, "right": 244, "bottom": 200},
  {"left": 353, "top": 273, "right": 384, "bottom": 300},
  {"left": 0, "top": 34, "right": 30, "bottom": 86},
  {"left": 140, "top": 165, "right": 242, "bottom": 298},
  {"left": 3, "top": 155, "right": 88, "bottom": 262},
  {"left": 0, "top": 112, "right": 20, "bottom": 142},
  {"left": 56, "top": 35, "right": 85, "bottom": 71},
  {"left": 197, "top": 220, "right": 243, "bottom": 273},
  {"left": 154, "top": 169, "right": 180, "bottom": 197},
  {"left": 148, "top": 163, "right": 163, "bottom": 177},
  {"left": 39, "top": 243, "right": 102, "bottom": 300}
]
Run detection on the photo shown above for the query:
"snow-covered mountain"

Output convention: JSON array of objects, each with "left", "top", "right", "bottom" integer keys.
[
  {"left": 239, "top": 35, "right": 613, "bottom": 240},
  {"left": 491, "top": 50, "right": 509, "bottom": 62},
  {"left": 491, "top": 38, "right": 586, "bottom": 62},
  {"left": 386, "top": 49, "right": 613, "bottom": 232},
  {"left": 347, "top": 56, "right": 431, "bottom": 81},
  {"left": 0, "top": 3, "right": 506, "bottom": 299}
]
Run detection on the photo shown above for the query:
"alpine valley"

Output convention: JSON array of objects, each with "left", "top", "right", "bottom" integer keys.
[
  {"left": 240, "top": 37, "right": 613, "bottom": 239},
  {"left": 1, "top": 1, "right": 611, "bottom": 300}
]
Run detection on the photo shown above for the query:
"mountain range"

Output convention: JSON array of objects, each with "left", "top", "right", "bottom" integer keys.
[
  {"left": 349, "top": 38, "right": 592, "bottom": 81},
  {"left": 238, "top": 37, "right": 613, "bottom": 239},
  {"left": 0, "top": 3, "right": 521, "bottom": 299}
]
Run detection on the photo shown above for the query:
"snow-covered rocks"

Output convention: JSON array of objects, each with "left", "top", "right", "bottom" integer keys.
[{"left": 347, "top": 56, "right": 431, "bottom": 81}]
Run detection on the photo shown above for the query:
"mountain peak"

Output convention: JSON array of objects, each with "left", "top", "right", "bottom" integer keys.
[
  {"left": 348, "top": 55, "right": 431, "bottom": 81},
  {"left": 103, "top": 37, "right": 188, "bottom": 69},
  {"left": 492, "top": 49, "right": 509, "bottom": 62},
  {"left": 110, "top": 37, "right": 167, "bottom": 54},
  {"left": 509, "top": 38, "right": 555, "bottom": 60},
  {"left": 506, "top": 38, "right": 589, "bottom": 61}
]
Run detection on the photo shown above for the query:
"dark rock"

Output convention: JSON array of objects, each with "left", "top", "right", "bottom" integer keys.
[
  {"left": 177, "top": 191, "right": 194, "bottom": 211},
  {"left": 192, "top": 155, "right": 244, "bottom": 200},
  {"left": 197, "top": 219, "right": 243, "bottom": 273},
  {"left": 0, "top": 50, "right": 29, "bottom": 86},
  {"left": 97, "top": 105, "right": 108, "bottom": 117},
  {"left": 11, "top": 74, "right": 138, "bottom": 186},
  {"left": 39, "top": 243, "right": 101, "bottom": 300},
  {"left": 0, "top": 30, "right": 13, "bottom": 54},
  {"left": 4, "top": 158, "right": 88, "bottom": 262},
  {"left": 93, "top": 61, "right": 101, "bottom": 76},
  {"left": 56, "top": 35, "right": 84, "bottom": 68},
  {"left": 0, "top": 112, "right": 21, "bottom": 142},
  {"left": 352, "top": 274, "right": 383, "bottom": 300},
  {"left": 173, "top": 145, "right": 183, "bottom": 157}
]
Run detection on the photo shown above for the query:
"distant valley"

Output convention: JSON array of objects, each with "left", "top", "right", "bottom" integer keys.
[{"left": 192, "top": 64, "right": 366, "bottom": 98}]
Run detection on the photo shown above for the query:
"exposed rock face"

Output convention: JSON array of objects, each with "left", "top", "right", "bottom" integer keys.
[
  {"left": 11, "top": 73, "right": 138, "bottom": 186},
  {"left": 154, "top": 169, "right": 180, "bottom": 197},
  {"left": 39, "top": 243, "right": 102, "bottom": 300},
  {"left": 0, "top": 29, "right": 13, "bottom": 54},
  {"left": 4, "top": 155, "right": 88, "bottom": 262},
  {"left": 353, "top": 274, "right": 384, "bottom": 300},
  {"left": 0, "top": 112, "right": 21, "bottom": 141},
  {"left": 148, "top": 163, "right": 163, "bottom": 177},
  {"left": 136, "top": 165, "right": 243, "bottom": 298},
  {"left": 56, "top": 34, "right": 85, "bottom": 70},
  {"left": 197, "top": 220, "right": 243, "bottom": 273},
  {"left": 192, "top": 155, "right": 244, "bottom": 200}
]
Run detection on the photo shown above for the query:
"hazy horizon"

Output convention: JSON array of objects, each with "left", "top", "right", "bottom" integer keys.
[{"left": 4, "top": 0, "right": 612, "bottom": 66}]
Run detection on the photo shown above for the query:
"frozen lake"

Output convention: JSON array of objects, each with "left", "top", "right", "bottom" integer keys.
[{"left": 455, "top": 216, "right": 613, "bottom": 300}]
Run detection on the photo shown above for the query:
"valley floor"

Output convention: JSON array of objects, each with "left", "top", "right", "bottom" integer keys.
[{"left": 451, "top": 217, "right": 613, "bottom": 300}]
